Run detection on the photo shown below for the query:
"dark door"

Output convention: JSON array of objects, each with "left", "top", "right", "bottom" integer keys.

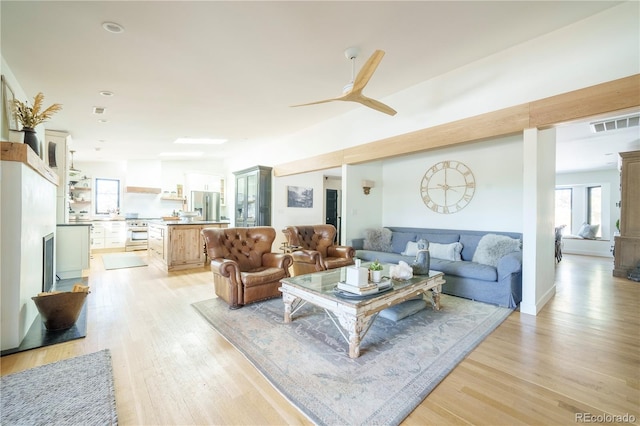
[{"left": 325, "top": 189, "right": 339, "bottom": 243}]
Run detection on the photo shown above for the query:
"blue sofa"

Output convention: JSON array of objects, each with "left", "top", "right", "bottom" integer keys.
[{"left": 351, "top": 227, "right": 523, "bottom": 308}]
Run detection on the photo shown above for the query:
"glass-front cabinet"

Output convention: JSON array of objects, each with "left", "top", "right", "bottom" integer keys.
[{"left": 233, "top": 165, "right": 272, "bottom": 227}]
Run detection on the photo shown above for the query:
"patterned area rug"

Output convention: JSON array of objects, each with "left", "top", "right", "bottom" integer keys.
[
  {"left": 193, "top": 294, "right": 513, "bottom": 425},
  {"left": 1, "top": 349, "right": 117, "bottom": 425}
]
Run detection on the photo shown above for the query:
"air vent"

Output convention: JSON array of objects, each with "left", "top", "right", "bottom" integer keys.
[
  {"left": 93, "top": 106, "right": 106, "bottom": 115},
  {"left": 590, "top": 114, "right": 639, "bottom": 133}
]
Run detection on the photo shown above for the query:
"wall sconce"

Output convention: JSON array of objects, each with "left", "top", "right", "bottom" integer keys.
[{"left": 362, "top": 180, "right": 374, "bottom": 195}]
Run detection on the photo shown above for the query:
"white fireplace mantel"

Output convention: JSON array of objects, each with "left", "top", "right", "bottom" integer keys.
[{"left": 1, "top": 141, "right": 59, "bottom": 350}]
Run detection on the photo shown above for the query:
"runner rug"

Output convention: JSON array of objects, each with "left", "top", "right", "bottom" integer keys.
[
  {"left": 192, "top": 294, "right": 512, "bottom": 426},
  {"left": 102, "top": 253, "right": 147, "bottom": 270},
  {"left": 0, "top": 349, "right": 117, "bottom": 425}
]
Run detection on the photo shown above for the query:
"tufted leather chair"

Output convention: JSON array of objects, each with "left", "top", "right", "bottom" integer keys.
[
  {"left": 282, "top": 224, "right": 355, "bottom": 276},
  {"left": 201, "top": 227, "right": 293, "bottom": 309}
]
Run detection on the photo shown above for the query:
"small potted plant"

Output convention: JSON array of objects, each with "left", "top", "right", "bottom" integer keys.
[
  {"left": 369, "top": 260, "right": 383, "bottom": 283},
  {"left": 11, "top": 92, "right": 62, "bottom": 156}
]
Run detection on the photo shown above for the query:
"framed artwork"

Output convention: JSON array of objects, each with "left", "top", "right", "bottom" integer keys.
[
  {"left": 287, "top": 186, "right": 313, "bottom": 208},
  {"left": 1, "top": 75, "right": 19, "bottom": 132}
]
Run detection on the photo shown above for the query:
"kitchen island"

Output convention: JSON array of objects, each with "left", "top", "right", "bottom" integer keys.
[{"left": 148, "top": 220, "right": 229, "bottom": 271}]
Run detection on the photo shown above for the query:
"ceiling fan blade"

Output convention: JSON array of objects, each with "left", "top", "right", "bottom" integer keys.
[
  {"left": 290, "top": 98, "right": 338, "bottom": 108},
  {"left": 351, "top": 94, "right": 397, "bottom": 116},
  {"left": 351, "top": 50, "right": 385, "bottom": 93}
]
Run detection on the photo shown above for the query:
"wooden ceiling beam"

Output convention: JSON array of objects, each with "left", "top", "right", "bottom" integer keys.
[{"left": 273, "top": 74, "right": 639, "bottom": 177}]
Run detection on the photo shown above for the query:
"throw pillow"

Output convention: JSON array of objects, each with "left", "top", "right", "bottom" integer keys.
[
  {"left": 472, "top": 234, "right": 521, "bottom": 267},
  {"left": 429, "top": 242, "right": 463, "bottom": 261},
  {"left": 577, "top": 223, "right": 599, "bottom": 239},
  {"left": 363, "top": 228, "right": 393, "bottom": 252},
  {"left": 401, "top": 241, "right": 419, "bottom": 256},
  {"left": 378, "top": 298, "right": 427, "bottom": 322}
]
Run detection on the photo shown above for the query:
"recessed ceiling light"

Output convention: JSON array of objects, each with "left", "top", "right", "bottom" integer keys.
[
  {"left": 99, "top": 91, "right": 114, "bottom": 97},
  {"left": 158, "top": 152, "right": 204, "bottom": 157},
  {"left": 174, "top": 137, "right": 227, "bottom": 145},
  {"left": 102, "top": 22, "right": 124, "bottom": 34},
  {"left": 98, "top": 119, "right": 108, "bottom": 123}
]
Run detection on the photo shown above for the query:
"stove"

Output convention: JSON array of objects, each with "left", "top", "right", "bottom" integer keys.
[{"left": 125, "top": 219, "right": 149, "bottom": 251}]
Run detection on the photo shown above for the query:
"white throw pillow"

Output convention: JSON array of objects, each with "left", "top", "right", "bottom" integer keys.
[
  {"left": 577, "top": 223, "right": 599, "bottom": 239},
  {"left": 401, "top": 241, "right": 419, "bottom": 256},
  {"left": 429, "top": 242, "right": 463, "bottom": 261}
]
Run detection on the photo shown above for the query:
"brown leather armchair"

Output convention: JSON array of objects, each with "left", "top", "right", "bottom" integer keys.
[
  {"left": 201, "top": 227, "right": 293, "bottom": 309},
  {"left": 282, "top": 224, "right": 355, "bottom": 276}
]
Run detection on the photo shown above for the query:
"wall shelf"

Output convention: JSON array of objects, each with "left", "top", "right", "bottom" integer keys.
[
  {"left": 126, "top": 186, "right": 161, "bottom": 194},
  {"left": 160, "top": 196, "right": 185, "bottom": 201},
  {"left": 1, "top": 142, "right": 59, "bottom": 186}
]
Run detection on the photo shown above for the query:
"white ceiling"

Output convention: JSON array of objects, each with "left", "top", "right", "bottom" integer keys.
[{"left": 2, "top": 1, "right": 637, "bottom": 173}]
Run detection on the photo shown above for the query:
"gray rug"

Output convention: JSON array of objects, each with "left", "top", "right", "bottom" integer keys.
[
  {"left": 102, "top": 253, "right": 147, "bottom": 270},
  {"left": 1, "top": 349, "right": 117, "bottom": 425},
  {"left": 193, "top": 294, "right": 513, "bottom": 425}
]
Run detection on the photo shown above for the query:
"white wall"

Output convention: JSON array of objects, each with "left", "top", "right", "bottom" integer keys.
[
  {"left": 272, "top": 171, "right": 326, "bottom": 248},
  {"left": 343, "top": 162, "right": 384, "bottom": 245},
  {"left": 380, "top": 136, "right": 523, "bottom": 232},
  {"left": 521, "top": 129, "right": 557, "bottom": 315}
]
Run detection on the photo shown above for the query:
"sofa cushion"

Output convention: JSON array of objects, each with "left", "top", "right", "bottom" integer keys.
[
  {"left": 431, "top": 259, "right": 498, "bottom": 281},
  {"left": 391, "top": 232, "right": 416, "bottom": 253},
  {"left": 417, "top": 232, "right": 460, "bottom": 244},
  {"left": 459, "top": 234, "right": 483, "bottom": 261},
  {"left": 241, "top": 267, "right": 288, "bottom": 287},
  {"left": 429, "top": 242, "right": 463, "bottom": 261},
  {"left": 401, "top": 241, "right": 419, "bottom": 256},
  {"left": 472, "top": 234, "right": 521, "bottom": 267},
  {"left": 363, "top": 228, "right": 392, "bottom": 252}
]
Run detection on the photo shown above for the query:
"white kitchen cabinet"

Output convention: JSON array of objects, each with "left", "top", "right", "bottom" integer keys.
[
  {"left": 56, "top": 224, "right": 91, "bottom": 278},
  {"left": 91, "top": 221, "right": 126, "bottom": 250},
  {"left": 91, "top": 224, "right": 105, "bottom": 249}
]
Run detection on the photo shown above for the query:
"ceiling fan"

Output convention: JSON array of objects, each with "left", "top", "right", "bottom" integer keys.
[{"left": 291, "top": 47, "right": 397, "bottom": 116}]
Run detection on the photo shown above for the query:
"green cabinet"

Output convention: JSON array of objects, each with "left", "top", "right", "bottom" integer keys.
[{"left": 233, "top": 166, "right": 272, "bottom": 227}]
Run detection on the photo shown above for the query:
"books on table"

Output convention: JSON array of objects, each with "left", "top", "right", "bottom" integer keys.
[{"left": 337, "top": 279, "right": 392, "bottom": 295}]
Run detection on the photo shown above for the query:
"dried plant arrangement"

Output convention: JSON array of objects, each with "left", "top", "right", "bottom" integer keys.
[{"left": 11, "top": 92, "right": 62, "bottom": 128}]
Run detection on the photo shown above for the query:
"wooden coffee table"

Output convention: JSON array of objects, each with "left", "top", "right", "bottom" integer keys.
[{"left": 279, "top": 265, "right": 445, "bottom": 358}]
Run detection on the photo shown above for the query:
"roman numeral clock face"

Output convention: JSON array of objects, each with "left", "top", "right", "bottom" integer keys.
[{"left": 420, "top": 160, "right": 476, "bottom": 214}]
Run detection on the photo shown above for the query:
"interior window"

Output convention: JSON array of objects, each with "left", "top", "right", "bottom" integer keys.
[
  {"left": 588, "top": 186, "right": 602, "bottom": 237},
  {"left": 555, "top": 188, "right": 572, "bottom": 234},
  {"left": 95, "top": 178, "right": 120, "bottom": 215}
]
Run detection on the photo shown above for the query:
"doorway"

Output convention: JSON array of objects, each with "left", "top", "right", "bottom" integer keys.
[{"left": 325, "top": 189, "right": 340, "bottom": 243}]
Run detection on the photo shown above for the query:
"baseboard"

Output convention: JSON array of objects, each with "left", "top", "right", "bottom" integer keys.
[{"left": 520, "top": 284, "right": 556, "bottom": 316}]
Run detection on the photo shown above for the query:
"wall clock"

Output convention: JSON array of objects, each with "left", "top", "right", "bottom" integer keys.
[{"left": 420, "top": 160, "right": 476, "bottom": 214}]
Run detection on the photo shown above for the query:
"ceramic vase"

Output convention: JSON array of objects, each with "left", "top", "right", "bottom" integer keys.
[
  {"left": 370, "top": 270, "right": 382, "bottom": 283},
  {"left": 411, "top": 249, "right": 431, "bottom": 275},
  {"left": 22, "top": 127, "right": 40, "bottom": 156}
]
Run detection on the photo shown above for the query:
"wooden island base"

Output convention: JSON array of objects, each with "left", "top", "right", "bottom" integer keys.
[{"left": 148, "top": 221, "right": 228, "bottom": 271}]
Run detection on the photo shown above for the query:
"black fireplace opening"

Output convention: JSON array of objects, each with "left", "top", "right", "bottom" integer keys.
[{"left": 43, "top": 233, "right": 54, "bottom": 293}]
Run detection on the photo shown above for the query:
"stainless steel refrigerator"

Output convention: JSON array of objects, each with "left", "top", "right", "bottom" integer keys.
[{"left": 190, "top": 191, "right": 220, "bottom": 221}]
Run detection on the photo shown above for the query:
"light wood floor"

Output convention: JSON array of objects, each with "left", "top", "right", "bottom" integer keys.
[{"left": 1, "top": 253, "right": 638, "bottom": 425}]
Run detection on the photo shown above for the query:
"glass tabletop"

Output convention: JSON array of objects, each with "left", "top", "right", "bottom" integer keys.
[{"left": 281, "top": 263, "right": 442, "bottom": 299}]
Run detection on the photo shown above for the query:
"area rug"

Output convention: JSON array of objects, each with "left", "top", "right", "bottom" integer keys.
[
  {"left": 193, "top": 294, "right": 513, "bottom": 425},
  {"left": 102, "top": 253, "right": 147, "bottom": 270},
  {"left": 1, "top": 349, "right": 117, "bottom": 425}
]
